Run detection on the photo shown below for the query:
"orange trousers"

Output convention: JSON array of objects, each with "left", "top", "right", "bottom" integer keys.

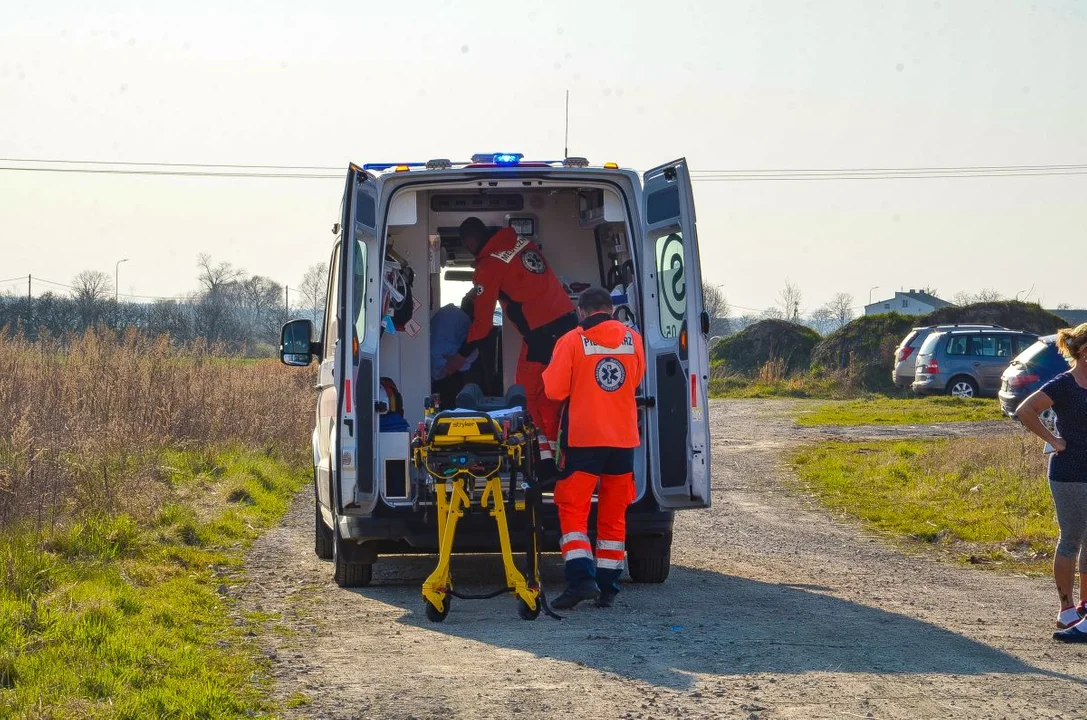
[
  {"left": 515, "top": 344, "right": 561, "bottom": 459},
  {"left": 554, "top": 470, "right": 636, "bottom": 592}
]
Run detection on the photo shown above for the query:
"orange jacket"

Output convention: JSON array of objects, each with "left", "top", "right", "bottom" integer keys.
[
  {"left": 542, "top": 314, "right": 646, "bottom": 448},
  {"left": 459, "top": 228, "right": 575, "bottom": 353}
]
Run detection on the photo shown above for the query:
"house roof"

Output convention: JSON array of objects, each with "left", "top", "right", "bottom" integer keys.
[
  {"left": 1048, "top": 309, "right": 1087, "bottom": 326},
  {"left": 898, "top": 291, "right": 952, "bottom": 309}
]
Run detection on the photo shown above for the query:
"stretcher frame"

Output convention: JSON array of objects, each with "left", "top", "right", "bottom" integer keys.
[{"left": 412, "top": 403, "right": 560, "bottom": 622}]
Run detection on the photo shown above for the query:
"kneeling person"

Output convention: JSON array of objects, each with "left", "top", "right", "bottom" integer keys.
[{"left": 542, "top": 287, "right": 646, "bottom": 609}]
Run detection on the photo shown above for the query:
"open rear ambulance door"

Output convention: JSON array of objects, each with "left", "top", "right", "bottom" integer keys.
[
  {"left": 336, "top": 166, "right": 381, "bottom": 519},
  {"left": 640, "top": 159, "right": 711, "bottom": 509}
]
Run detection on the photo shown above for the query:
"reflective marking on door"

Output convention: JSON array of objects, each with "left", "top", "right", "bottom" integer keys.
[
  {"left": 346, "top": 378, "right": 352, "bottom": 413},
  {"left": 690, "top": 374, "right": 698, "bottom": 407}
]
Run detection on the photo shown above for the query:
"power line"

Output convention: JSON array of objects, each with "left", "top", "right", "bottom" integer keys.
[
  {"left": 690, "top": 163, "right": 1087, "bottom": 174},
  {"left": 0, "top": 165, "right": 340, "bottom": 179},
  {"left": 0, "top": 157, "right": 343, "bottom": 171}
]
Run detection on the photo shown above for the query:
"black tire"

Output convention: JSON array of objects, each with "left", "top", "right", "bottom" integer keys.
[
  {"left": 314, "top": 501, "right": 333, "bottom": 560},
  {"left": 425, "top": 596, "right": 450, "bottom": 623},
  {"left": 946, "top": 376, "right": 979, "bottom": 399},
  {"left": 517, "top": 597, "right": 541, "bottom": 621},
  {"left": 627, "top": 532, "right": 672, "bottom": 584},
  {"left": 332, "top": 524, "right": 373, "bottom": 588}
]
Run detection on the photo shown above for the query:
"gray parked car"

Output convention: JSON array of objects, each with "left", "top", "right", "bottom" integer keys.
[
  {"left": 912, "top": 328, "right": 1038, "bottom": 398},
  {"left": 892, "top": 324, "right": 1004, "bottom": 388}
]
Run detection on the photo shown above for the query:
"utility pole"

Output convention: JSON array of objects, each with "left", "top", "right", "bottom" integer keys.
[
  {"left": 564, "top": 89, "right": 570, "bottom": 158},
  {"left": 27, "top": 274, "right": 31, "bottom": 302},
  {"left": 285, "top": 286, "right": 289, "bottom": 316},
  {"left": 115, "top": 258, "right": 128, "bottom": 302}
]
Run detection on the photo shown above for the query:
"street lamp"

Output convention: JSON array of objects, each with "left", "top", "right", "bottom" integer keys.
[
  {"left": 115, "top": 258, "right": 128, "bottom": 302},
  {"left": 869, "top": 285, "right": 880, "bottom": 305}
]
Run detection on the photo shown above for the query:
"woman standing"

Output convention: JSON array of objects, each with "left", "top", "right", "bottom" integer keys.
[{"left": 1016, "top": 323, "right": 1087, "bottom": 642}]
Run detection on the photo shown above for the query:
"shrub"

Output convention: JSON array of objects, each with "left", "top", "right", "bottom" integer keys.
[{"left": 712, "top": 319, "right": 821, "bottom": 376}]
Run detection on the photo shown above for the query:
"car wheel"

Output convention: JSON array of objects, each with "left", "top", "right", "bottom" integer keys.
[
  {"left": 948, "top": 376, "right": 979, "bottom": 399},
  {"left": 332, "top": 520, "right": 373, "bottom": 588},
  {"left": 626, "top": 532, "right": 672, "bottom": 584}
]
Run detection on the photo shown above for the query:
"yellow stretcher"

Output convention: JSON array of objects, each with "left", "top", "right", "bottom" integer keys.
[{"left": 411, "top": 386, "right": 559, "bottom": 622}]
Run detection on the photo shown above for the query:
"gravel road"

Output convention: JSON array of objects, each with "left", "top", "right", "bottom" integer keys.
[{"left": 241, "top": 399, "right": 1085, "bottom": 720}]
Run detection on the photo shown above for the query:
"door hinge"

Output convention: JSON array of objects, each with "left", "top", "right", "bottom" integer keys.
[{"left": 637, "top": 396, "right": 656, "bottom": 408}]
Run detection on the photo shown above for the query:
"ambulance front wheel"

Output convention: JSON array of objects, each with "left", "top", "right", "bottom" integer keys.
[
  {"left": 626, "top": 532, "right": 672, "bottom": 584},
  {"left": 425, "top": 596, "right": 451, "bottom": 623},
  {"left": 517, "top": 597, "right": 541, "bottom": 621}
]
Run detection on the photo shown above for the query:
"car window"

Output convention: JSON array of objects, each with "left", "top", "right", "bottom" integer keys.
[
  {"left": 901, "top": 330, "right": 920, "bottom": 349},
  {"left": 969, "top": 334, "right": 1010, "bottom": 358},
  {"left": 945, "top": 335, "right": 970, "bottom": 355},
  {"left": 1013, "top": 335, "right": 1034, "bottom": 355},
  {"left": 1015, "top": 340, "right": 1050, "bottom": 365}
]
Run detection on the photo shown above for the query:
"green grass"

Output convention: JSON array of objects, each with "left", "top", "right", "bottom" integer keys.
[
  {"left": 795, "top": 396, "right": 1006, "bottom": 426},
  {"left": 791, "top": 436, "right": 1055, "bottom": 571},
  {"left": 709, "top": 374, "right": 866, "bottom": 400},
  {"left": 0, "top": 447, "right": 307, "bottom": 719}
]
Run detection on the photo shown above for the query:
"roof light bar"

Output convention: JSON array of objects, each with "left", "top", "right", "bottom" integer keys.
[
  {"left": 471, "top": 152, "right": 523, "bottom": 166},
  {"left": 425, "top": 158, "right": 452, "bottom": 170},
  {"left": 361, "top": 162, "right": 426, "bottom": 171}
]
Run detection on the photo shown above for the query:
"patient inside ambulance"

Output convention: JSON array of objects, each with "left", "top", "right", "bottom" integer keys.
[{"left": 374, "top": 185, "right": 638, "bottom": 495}]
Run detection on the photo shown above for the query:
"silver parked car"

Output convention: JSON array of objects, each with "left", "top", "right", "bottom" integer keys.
[
  {"left": 892, "top": 324, "right": 1004, "bottom": 388},
  {"left": 912, "top": 328, "right": 1038, "bottom": 398}
]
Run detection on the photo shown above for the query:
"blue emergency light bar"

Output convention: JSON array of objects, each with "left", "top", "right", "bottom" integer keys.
[{"left": 470, "top": 152, "right": 524, "bottom": 166}]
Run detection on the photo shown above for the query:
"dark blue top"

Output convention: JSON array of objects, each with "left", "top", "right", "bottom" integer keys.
[{"left": 1041, "top": 371, "right": 1087, "bottom": 482}]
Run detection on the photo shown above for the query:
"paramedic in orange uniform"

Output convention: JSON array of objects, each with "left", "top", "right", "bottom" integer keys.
[
  {"left": 440, "top": 216, "right": 577, "bottom": 478},
  {"left": 542, "top": 287, "right": 645, "bottom": 609}
]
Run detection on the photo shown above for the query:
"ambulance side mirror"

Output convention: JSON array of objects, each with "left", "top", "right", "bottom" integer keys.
[{"left": 280, "top": 319, "right": 320, "bottom": 366}]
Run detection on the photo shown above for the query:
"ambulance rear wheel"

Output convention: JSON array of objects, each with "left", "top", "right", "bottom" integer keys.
[
  {"left": 517, "top": 597, "right": 541, "bottom": 621},
  {"left": 314, "top": 502, "right": 334, "bottom": 560},
  {"left": 332, "top": 525, "right": 373, "bottom": 588},
  {"left": 425, "top": 596, "right": 450, "bottom": 623},
  {"left": 627, "top": 532, "right": 672, "bottom": 584}
]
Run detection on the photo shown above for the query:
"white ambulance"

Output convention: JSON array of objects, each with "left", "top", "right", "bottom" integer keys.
[{"left": 281, "top": 154, "right": 711, "bottom": 588}]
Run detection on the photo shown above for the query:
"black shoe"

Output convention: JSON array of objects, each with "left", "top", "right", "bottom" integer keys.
[
  {"left": 595, "top": 591, "right": 616, "bottom": 608},
  {"left": 551, "top": 580, "right": 600, "bottom": 610},
  {"left": 1053, "top": 624, "right": 1087, "bottom": 643}
]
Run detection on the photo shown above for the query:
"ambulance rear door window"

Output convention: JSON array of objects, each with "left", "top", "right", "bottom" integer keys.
[{"left": 654, "top": 231, "right": 686, "bottom": 340}]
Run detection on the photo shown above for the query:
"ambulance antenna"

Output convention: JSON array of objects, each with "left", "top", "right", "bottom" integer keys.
[{"left": 564, "top": 89, "right": 570, "bottom": 158}]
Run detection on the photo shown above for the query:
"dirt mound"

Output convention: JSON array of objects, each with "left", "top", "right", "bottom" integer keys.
[
  {"left": 924, "top": 302, "right": 1066, "bottom": 335},
  {"left": 713, "top": 319, "right": 821, "bottom": 375},
  {"left": 811, "top": 313, "right": 916, "bottom": 391}
]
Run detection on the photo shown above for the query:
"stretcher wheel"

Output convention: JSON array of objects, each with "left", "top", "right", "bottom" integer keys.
[
  {"left": 516, "top": 597, "right": 540, "bottom": 621},
  {"left": 424, "top": 596, "right": 451, "bottom": 623}
]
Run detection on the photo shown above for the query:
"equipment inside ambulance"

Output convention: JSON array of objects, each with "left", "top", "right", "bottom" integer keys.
[{"left": 279, "top": 154, "right": 711, "bottom": 597}]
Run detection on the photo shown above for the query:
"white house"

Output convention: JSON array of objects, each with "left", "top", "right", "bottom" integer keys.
[{"left": 864, "top": 289, "right": 952, "bottom": 316}]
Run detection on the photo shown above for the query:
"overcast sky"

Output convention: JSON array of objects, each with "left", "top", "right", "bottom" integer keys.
[{"left": 2, "top": 0, "right": 1084, "bottom": 314}]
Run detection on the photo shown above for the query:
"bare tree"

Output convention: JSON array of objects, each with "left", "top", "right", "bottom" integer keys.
[
  {"left": 953, "top": 288, "right": 1003, "bottom": 306},
  {"left": 70, "top": 270, "right": 113, "bottom": 303},
  {"left": 826, "top": 292, "right": 854, "bottom": 329},
  {"left": 299, "top": 262, "right": 328, "bottom": 326},
  {"left": 702, "top": 283, "right": 731, "bottom": 336},
  {"left": 809, "top": 306, "right": 835, "bottom": 335},
  {"left": 777, "top": 280, "right": 803, "bottom": 321},
  {"left": 761, "top": 306, "right": 786, "bottom": 321},
  {"left": 197, "top": 254, "right": 243, "bottom": 295}
]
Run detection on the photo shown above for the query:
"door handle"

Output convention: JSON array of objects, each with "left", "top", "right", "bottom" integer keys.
[{"left": 637, "top": 396, "right": 656, "bottom": 408}]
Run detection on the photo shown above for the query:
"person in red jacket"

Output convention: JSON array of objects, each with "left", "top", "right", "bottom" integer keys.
[
  {"left": 542, "top": 287, "right": 646, "bottom": 609},
  {"left": 440, "top": 217, "right": 577, "bottom": 477}
]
